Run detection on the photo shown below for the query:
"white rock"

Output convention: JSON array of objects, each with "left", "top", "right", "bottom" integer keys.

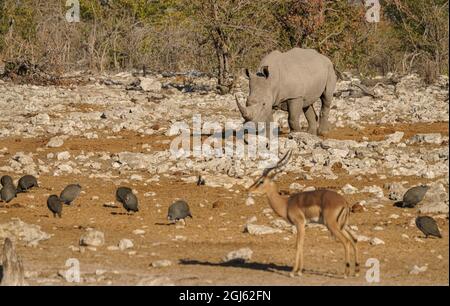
[
  {"left": 57, "top": 151, "right": 71, "bottom": 161},
  {"left": 79, "top": 230, "right": 105, "bottom": 247},
  {"left": 370, "top": 237, "right": 385, "bottom": 245},
  {"left": 409, "top": 265, "right": 427, "bottom": 275},
  {"left": 139, "top": 77, "right": 162, "bottom": 92},
  {"left": 385, "top": 131, "right": 404, "bottom": 143},
  {"left": 244, "top": 223, "right": 282, "bottom": 235},
  {"left": 118, "top": 239, "right": 134, "bottom": 250},
  {"left": 270, "top": 219, "right": 296, "bottom": 233},
  {"left": 47, "top": 136, "right": 65, "bottom": 148},
  {"left": 303, "top": 186, "right": 316, "bottom": 192},
  {"left": 245, "top": 197, "right": 255, "bottom": 206},
  {"left": 132, "top": 229, "right": 146, "bottom": 235},
  {"left": 151, "top": 260, "right": 172, "bottom": 268},
  {"left": 223, "top": 247, "right": 253, "bottom": 262},
  {"left": 342, "top": 184, "right": 358, "bottom": 194},
  {"left": 130, "top": 174, "right": 143, "bottom": 181},
  {"left": 289, "top": 182, "right": 304, "bottom": 190},
  {"left": 0, "top": 219, "right": 51, "bottom": 246},
  {"left": 410, "top": 133, "right": 442, "bottom": 145}
]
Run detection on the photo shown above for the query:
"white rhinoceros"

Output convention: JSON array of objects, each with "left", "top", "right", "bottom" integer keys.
[{"left": 236, "top": 48, "right": 337, "bottom": 135}]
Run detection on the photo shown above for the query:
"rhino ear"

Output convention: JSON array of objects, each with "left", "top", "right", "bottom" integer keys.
[
  {"left": 245, "top": 68, "right": 250, "bottom": 79},
  {"left": 262, "top": 66, "right": 269, "bottom": 78}
]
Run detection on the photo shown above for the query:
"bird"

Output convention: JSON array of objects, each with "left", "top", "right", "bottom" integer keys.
[
  {"left": 116, "top": 186, "right": 132, "bottom": 204},
  {"left": 394, "top": 185, "right": 430, "bottom": 208},
  {"left": 16, "top": 175, "right": 39, "bottom": 193},
  {"left": 60, "top": 184, "right": 82, "bottom": 205},
  {"left": 122, "top": 192, "right": 138, "bottom": 213},
  {"left": 416, "top": 216, "right": 442, "bottom": 238},
  {"left": 1, "top": 183, "right": 16, "bottom": 203},
  {"left": 47, "top": 195, "right": 62, "bottom": 218},
  {"left": 0, "top": 175, "right": 14, "bottom": 187},
  {"left": 168, "top": 200, "right": 192, "bottom": 224}
]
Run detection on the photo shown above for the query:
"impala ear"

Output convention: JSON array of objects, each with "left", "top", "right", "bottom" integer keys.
[
  {"left": 262, "top": 66, "right": 269, "bottom": 78},
  {"left": 245, "top": 68, "right": 250, "bottom": 79}
]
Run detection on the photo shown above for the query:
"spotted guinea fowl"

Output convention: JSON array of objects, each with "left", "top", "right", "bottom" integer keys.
[
  {"left": 16, "top": 175, "right": 39, "bottom": 193},
  {"left": 1, "top": 175, "right": 14, "bottom": 187},
  {"left": 116, "top": 186, "right": 132, "bottom": 203},
  {"left": 416, "top": 216, "right": 442, "bottom": 238},
  {"left": 122, "top": 192, "right": 138, "bottom": 213},
  {"left": 60, "top": 184, "right": 82, "bottom": 205},
  {"left": 0, "top": 182, "right": 16, "bottom": 203},
  {"left": 47, "top": 195, "right": 62, "bottom": 218},
  {"left": 394, "top": 185, "right": 430, "bottom": 208},
  {"left": 168, "top": 200, "right": 192, "bottom": 223}
]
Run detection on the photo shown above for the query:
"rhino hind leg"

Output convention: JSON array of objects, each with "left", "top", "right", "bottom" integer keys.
[
  {"left": 318, "top": 68, "right": 336, "bottom": 136},
  {"left": 303, "top": 105, "right": 318, "bottom": 135},
  {"left": 287, "top": 98, "right": 303, "bottom": 132}
]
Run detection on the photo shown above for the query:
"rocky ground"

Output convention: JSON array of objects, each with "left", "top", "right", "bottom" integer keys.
[{"left": 0, "top": 71, "right": 448, "bottom": 285}]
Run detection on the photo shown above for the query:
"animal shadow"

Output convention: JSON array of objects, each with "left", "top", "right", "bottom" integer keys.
[{"left": 179, "top": 259, "right": 345, "bottom": 279}]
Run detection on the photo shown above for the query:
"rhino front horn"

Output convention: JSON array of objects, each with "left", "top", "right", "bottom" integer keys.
[{"left": 235, "top": 95, "right": 250, "bottom": 121}]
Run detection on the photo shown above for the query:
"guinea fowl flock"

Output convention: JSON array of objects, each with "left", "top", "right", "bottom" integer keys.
[
  {"left": 0, "top": 173, "right": 444, "bottom": 235},
  {"left": 1, "top": 174, "right": 193, "bottom": 225}
]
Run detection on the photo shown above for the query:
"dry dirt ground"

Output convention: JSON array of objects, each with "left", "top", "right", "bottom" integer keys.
[{"left": 0, "top": 121, "right": 448, "bottom": 285}]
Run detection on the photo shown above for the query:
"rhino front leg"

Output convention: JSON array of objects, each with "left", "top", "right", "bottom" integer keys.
[
  {"left": 287, "top": 99, "right": 303, "bottom": 132},
  {"left": 303, "top": 105, "right": 318, "bottom": 135}
]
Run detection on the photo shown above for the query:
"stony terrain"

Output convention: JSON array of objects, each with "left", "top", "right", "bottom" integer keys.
[{"left": 0, "top": 72, "right": 448, "bottom": 285}]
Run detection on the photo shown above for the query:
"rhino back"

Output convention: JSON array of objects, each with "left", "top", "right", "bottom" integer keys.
[{"left": 260, "top": 48, "right": 333, "bottom": 104}]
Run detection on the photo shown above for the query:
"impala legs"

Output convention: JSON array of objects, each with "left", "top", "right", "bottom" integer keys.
[
  {"left": 342, "top": 228, "right": 360, "bottom": 275},
  {"left": 328, "top": 222, "right": 352, "bottom": 278},
  {"left": 290, "top": 222, "right": 305, "bottom": 277}
]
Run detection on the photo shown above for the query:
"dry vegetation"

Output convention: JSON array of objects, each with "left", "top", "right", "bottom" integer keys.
[{"left": 0, "top": 0, "right": 448, "bottom": 86}]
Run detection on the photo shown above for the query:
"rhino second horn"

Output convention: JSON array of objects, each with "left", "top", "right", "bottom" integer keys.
[{"left": 235, "top": 95, "right": 250, "bottom": 121}]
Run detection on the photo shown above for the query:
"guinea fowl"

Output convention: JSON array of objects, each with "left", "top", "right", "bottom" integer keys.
[
  {"left": 122, "top": 192, "right": 138, "bottom": 213},
  {"left": 416, "top": 216, "right": 442, "bottom": 238},
  {"left": 168, "top": 200, "right": 192, "bottom": 224},
  {"left": 116, "top": 187, "right": 133, "bottom": 203},
  {"left": 394, "top": 185, "right": 430, "bottom": 208},
  {"left": 47, "top": 195, "right": 63, "bottom": 218},
  {"left": 0, "top": 183, "right": 16, "bottom": 203},
  {"left": 60, "top": 184, "right": 82, "bottom": 205},
  {"left": 1, "top": 175, "right": 14, "bottom": 187},
  {"left": 16, "top": 175, "right": 39, "bottom": 193}
]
